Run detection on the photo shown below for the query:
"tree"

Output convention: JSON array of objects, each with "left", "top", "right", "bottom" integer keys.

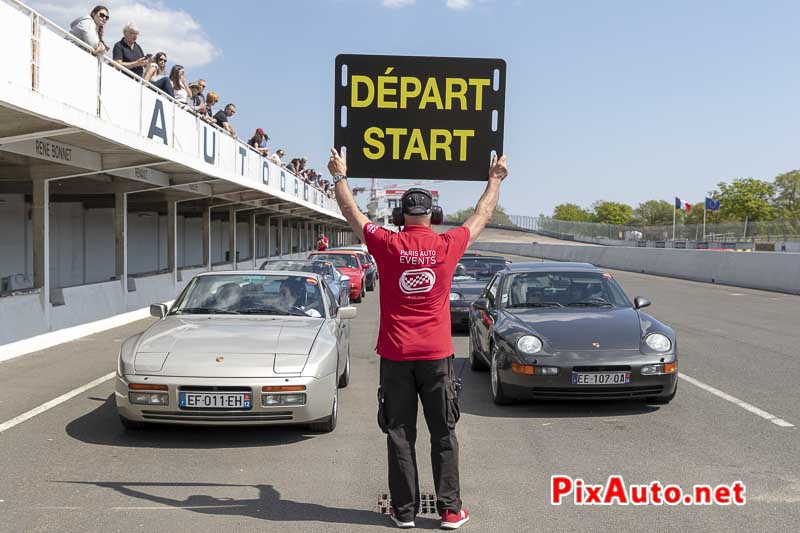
[
  {"left": 774, "top": 170, "right": 800, "bottom": 222},
  {"left": 445, "top": 204, "right": 512, "bottom": 225},
  {"left": 712, "top": 178, "right": 776, "bottom": 222},
  {"left": 552, "top": 203, "right": 593, "bottom": 222},
  {"left": 633, "top": 200, "right": 675, "bottom": 226},
  {"left": 592, "top": 201, "right": 633, "bottom": 225}
]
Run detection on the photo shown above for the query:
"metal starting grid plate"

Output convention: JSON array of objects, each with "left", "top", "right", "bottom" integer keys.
[{"left": 377, "top": 492, "right": 438, "bottom": 515}]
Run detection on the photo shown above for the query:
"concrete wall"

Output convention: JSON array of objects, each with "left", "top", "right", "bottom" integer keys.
[
  {"left": 0, "top": 194, "right": 31, "bottom": 282},
  {"left": 472, "top": 242, "right": 800, "bottom": 295}
]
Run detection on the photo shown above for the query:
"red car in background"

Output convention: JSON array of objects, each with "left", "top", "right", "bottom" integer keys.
[{"left": 309, "top": 251, "right": 367, "bottom": 303}]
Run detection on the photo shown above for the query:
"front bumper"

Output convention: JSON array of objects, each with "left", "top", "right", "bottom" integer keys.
[
  {"left": 115, "top": 373, "right": 336, "bottom": 426},
  {"left": 499, "top": 351, "right": 678, "bottom": 401}
]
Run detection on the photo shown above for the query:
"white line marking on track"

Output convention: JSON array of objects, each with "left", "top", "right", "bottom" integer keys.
[
  {"left": 680, "top": 372, "right": 795, "bottom": 428},
  {"left": 0, "top": 373, "right": 115, "bottom": 434}
]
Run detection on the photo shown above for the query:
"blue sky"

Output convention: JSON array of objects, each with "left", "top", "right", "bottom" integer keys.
[{"left": 39, "top": 0, "right": 800, "bottom": 215}]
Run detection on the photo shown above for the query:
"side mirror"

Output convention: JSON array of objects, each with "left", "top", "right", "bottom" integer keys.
[
  {"left": 337, "top": 306, "right": 357, "bottom": 320},
  {"left": 634, "top": 297, "right": 651, "bottom": 309},
  {"left": 363, "top": 263, "right": 370, "bottom": 269},
  {"left": 472, "top": 298, "right": 490, "bottom": 312},
  {"left": 150, "top": 303, "right": 168, "bottom": 318}
]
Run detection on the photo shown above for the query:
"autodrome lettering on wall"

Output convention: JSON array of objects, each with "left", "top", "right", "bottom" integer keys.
[
  {"left": 139, "top": 97, "right": 334, "bottom": 213},
  {"left": 334, "top": 54, "right": 506, "bottom": 181}
]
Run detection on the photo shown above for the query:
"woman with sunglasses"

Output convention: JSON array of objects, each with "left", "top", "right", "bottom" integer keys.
[
  {"left": 69, "top": 5, "right": 109, "bottom": 56},
  {"left": 169, "top": 65, "right": 192, "bottom": 106},
  {"left": 143, "top": 52, "right": 175, "bottom": 98}
]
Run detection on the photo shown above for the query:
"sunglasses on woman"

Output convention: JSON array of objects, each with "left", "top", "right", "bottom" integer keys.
[{"left": 97, "top": 13, "right": 109, "bottom": 20}]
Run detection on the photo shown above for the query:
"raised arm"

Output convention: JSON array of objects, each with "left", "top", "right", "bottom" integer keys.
[
  {"left": 328, "top": 147, "right": 369, "bottom": 243},
  {"left": 461, "top": 154, "right": 509, "bottom": 246}
]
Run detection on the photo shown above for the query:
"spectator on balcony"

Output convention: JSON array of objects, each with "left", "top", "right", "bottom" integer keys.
[
  {"left": 170, "top": 65, "right": 192, "bottom": 104},
  {"left": 248, "top": 128, "right": 270, "bottom": 155},
  {"left": 201, "top": 91, "right": 219, "bottom": 124},
  {"left": 269, "top": 148, "right": 285, "bottom": 165},
  {"left": 69, "top": 5, "right": 109, "bottom": 56},
  {"left": 286, "top": 158, "right": 301, "bottom": 175},
  {"left": 214, "top": 104, "right": 237, "bottom": 137},
  {"left": 143, "top": 52, "right": 174, "bottom": 97},
  {"left": 112, "top": 22, "right": 149, "bottom": 78},
  {"left": 188, "top": 81, "right": 207, "bottom": 114}
]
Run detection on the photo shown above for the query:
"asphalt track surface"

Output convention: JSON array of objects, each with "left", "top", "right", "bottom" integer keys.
[{"left": 1, "top": 248, "right": 798, "bottom": 532}]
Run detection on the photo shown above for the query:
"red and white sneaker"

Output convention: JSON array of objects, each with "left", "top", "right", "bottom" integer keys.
[
  {"left": 389, "top": 509, "right": 415, "bottom": 529},
  {"left": 440, "top": 508, "right": 470, "bottom": 529}
]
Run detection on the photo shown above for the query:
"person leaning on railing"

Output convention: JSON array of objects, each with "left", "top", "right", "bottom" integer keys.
[
  {"left": 248, "top": 128, "right": 270, "bottom": 156},
  {"left": 169, "top": 65, "right": 192, "bottom": 105},
  {"left": 142, "top": 52, "right": 174, "bottom": 97},
  {"left": 112, "top": 22, "right": 150, "bottom": 78},
  {"left": 69, "top": 5, "right": 109, "bottom": 56},
  {"left": 213, "top": 104, "right": 237, "bottom": 137}
]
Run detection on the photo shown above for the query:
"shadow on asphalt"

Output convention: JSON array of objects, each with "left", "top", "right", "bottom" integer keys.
[
  {"left": 58, "top": 481, "right": 390, "bottom": 528},
  {"left": 65, "top": 395, "right": 313, "bottom": 449},
  {"left": 454, "top": 357, "right": 661, "bottom": 419}
]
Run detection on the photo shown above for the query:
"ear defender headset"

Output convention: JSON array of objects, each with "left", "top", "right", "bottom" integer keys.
[{"left": 391, "top": 188, "right": 444, "bottom": 226}]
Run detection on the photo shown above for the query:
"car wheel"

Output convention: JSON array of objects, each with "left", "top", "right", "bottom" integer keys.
[
  {"left": 338, "top": 349, "right": 351, "bottom": 388},
  {"left": 353, "top": 289, "right": 362, "bottom": 303},
  {"left": 308, "top": 386, "right": 338, "bottom": 433},
  {"left": 647, "top": 382, "right": 677, "bottom": 405},
  {"left": 469, "top": 328, "right": 488, "bottom": 371},
  {"left": 490, "top": 345, "right": 513, "bottom": 405},
  {"left": 119, "top": 415, "right": 147, "bottom": 430}
]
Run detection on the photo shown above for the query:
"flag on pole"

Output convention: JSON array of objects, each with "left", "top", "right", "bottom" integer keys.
[
  {"left": 705, "top": 197, "right": 721, "bottom": 211},
  {"left": 674, "top": 197, "right": 692, "bottom": 213}
]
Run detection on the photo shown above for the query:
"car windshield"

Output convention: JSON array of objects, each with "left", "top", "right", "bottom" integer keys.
[
  {"left": 261, "top": 260, "right": 330, "bottom": 277},
  {"left": 501, "top": 271, "right": 631, "bottom": 309},
  {"left": 312, "top": 253, "right": 359, "bottom": 268},
  {"left": 171, "top": 274, "right": 326, "bottom": 317},
  {"left": 457, "top": 258, "right": 508, "bottom": 280}
]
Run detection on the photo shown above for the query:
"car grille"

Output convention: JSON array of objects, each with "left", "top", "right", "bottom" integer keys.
[
  {"left": 141, "top": 410, "right": 293, "bottom": 422},
  {"left": 178, "top": 386, "right": 252, "bottom": 392},
  {"left": 572, "top": 366, "right": 632, "bottom": 372},
  {"left": 530, "top": 385, "right": 663, "bottom": 400}
]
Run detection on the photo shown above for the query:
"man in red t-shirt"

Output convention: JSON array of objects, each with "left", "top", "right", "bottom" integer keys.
[
  {"left": 328, "top": 147, "right": 508, "bottom": 530},
  {"left": 316, "top": 233, "right": 329, "bottom": 251}
]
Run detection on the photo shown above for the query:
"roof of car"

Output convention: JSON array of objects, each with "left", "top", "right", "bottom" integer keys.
[
  {"left": 194, "top": 269, "right": 323, "bottom": 280},
  {"left": 505, "top": 262, "right": 600, "bottom": 272},
  {"left": 460, "top": 255, "right": 507, "bottom": 261},
  {"left": 310, "top": 250, "right": 359, "bottom": 255}
]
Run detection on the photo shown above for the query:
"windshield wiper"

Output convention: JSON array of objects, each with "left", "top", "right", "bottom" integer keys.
[
  {"left": 237, "top": 306, "right": 308, "bottom": 317},
  {"left": 508, "top": 302, "right": 563, "bottom": 308},
  {"left": 175, "top": 307, "right": 240, "bottom": 314},
  {"left": 565, "top": 301, "right": 613, "bottom": 307}
]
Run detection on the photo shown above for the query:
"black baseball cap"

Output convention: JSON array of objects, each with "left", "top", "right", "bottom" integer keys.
[{"left": 401, "top": 188, "right": 433, "bottom": 215}]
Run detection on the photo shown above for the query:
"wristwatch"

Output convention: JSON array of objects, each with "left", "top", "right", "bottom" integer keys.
[{"left": 332, "top": 173, "right": 347, "bottom": 184}]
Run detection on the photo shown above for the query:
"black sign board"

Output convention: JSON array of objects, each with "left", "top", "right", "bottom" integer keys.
[{"left": 334, "top": 54, "right": 506, "bottom": 181}]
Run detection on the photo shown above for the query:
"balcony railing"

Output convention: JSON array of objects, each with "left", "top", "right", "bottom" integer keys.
[{"left": 0, "top": 0, "right": 341, "bottom": 216}]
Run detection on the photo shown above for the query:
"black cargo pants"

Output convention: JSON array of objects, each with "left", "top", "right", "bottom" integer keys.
[{"left": 378, "top": 355, "right": 461, "bottom": 522}]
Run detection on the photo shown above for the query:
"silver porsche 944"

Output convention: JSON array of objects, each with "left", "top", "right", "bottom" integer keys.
[{"left": 115, "top": 271, "right": 356, "bottom": 433}]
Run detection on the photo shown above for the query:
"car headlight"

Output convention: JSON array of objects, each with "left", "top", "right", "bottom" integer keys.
[
  {"left": 644, "top": 333, "right": 672, "bottom": 352},
  {"left": 449, "top": 292, "right": 462, "bottom": 301},
  {"left": 517, "top": 335, "right": 543, "bottom": 354}
]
